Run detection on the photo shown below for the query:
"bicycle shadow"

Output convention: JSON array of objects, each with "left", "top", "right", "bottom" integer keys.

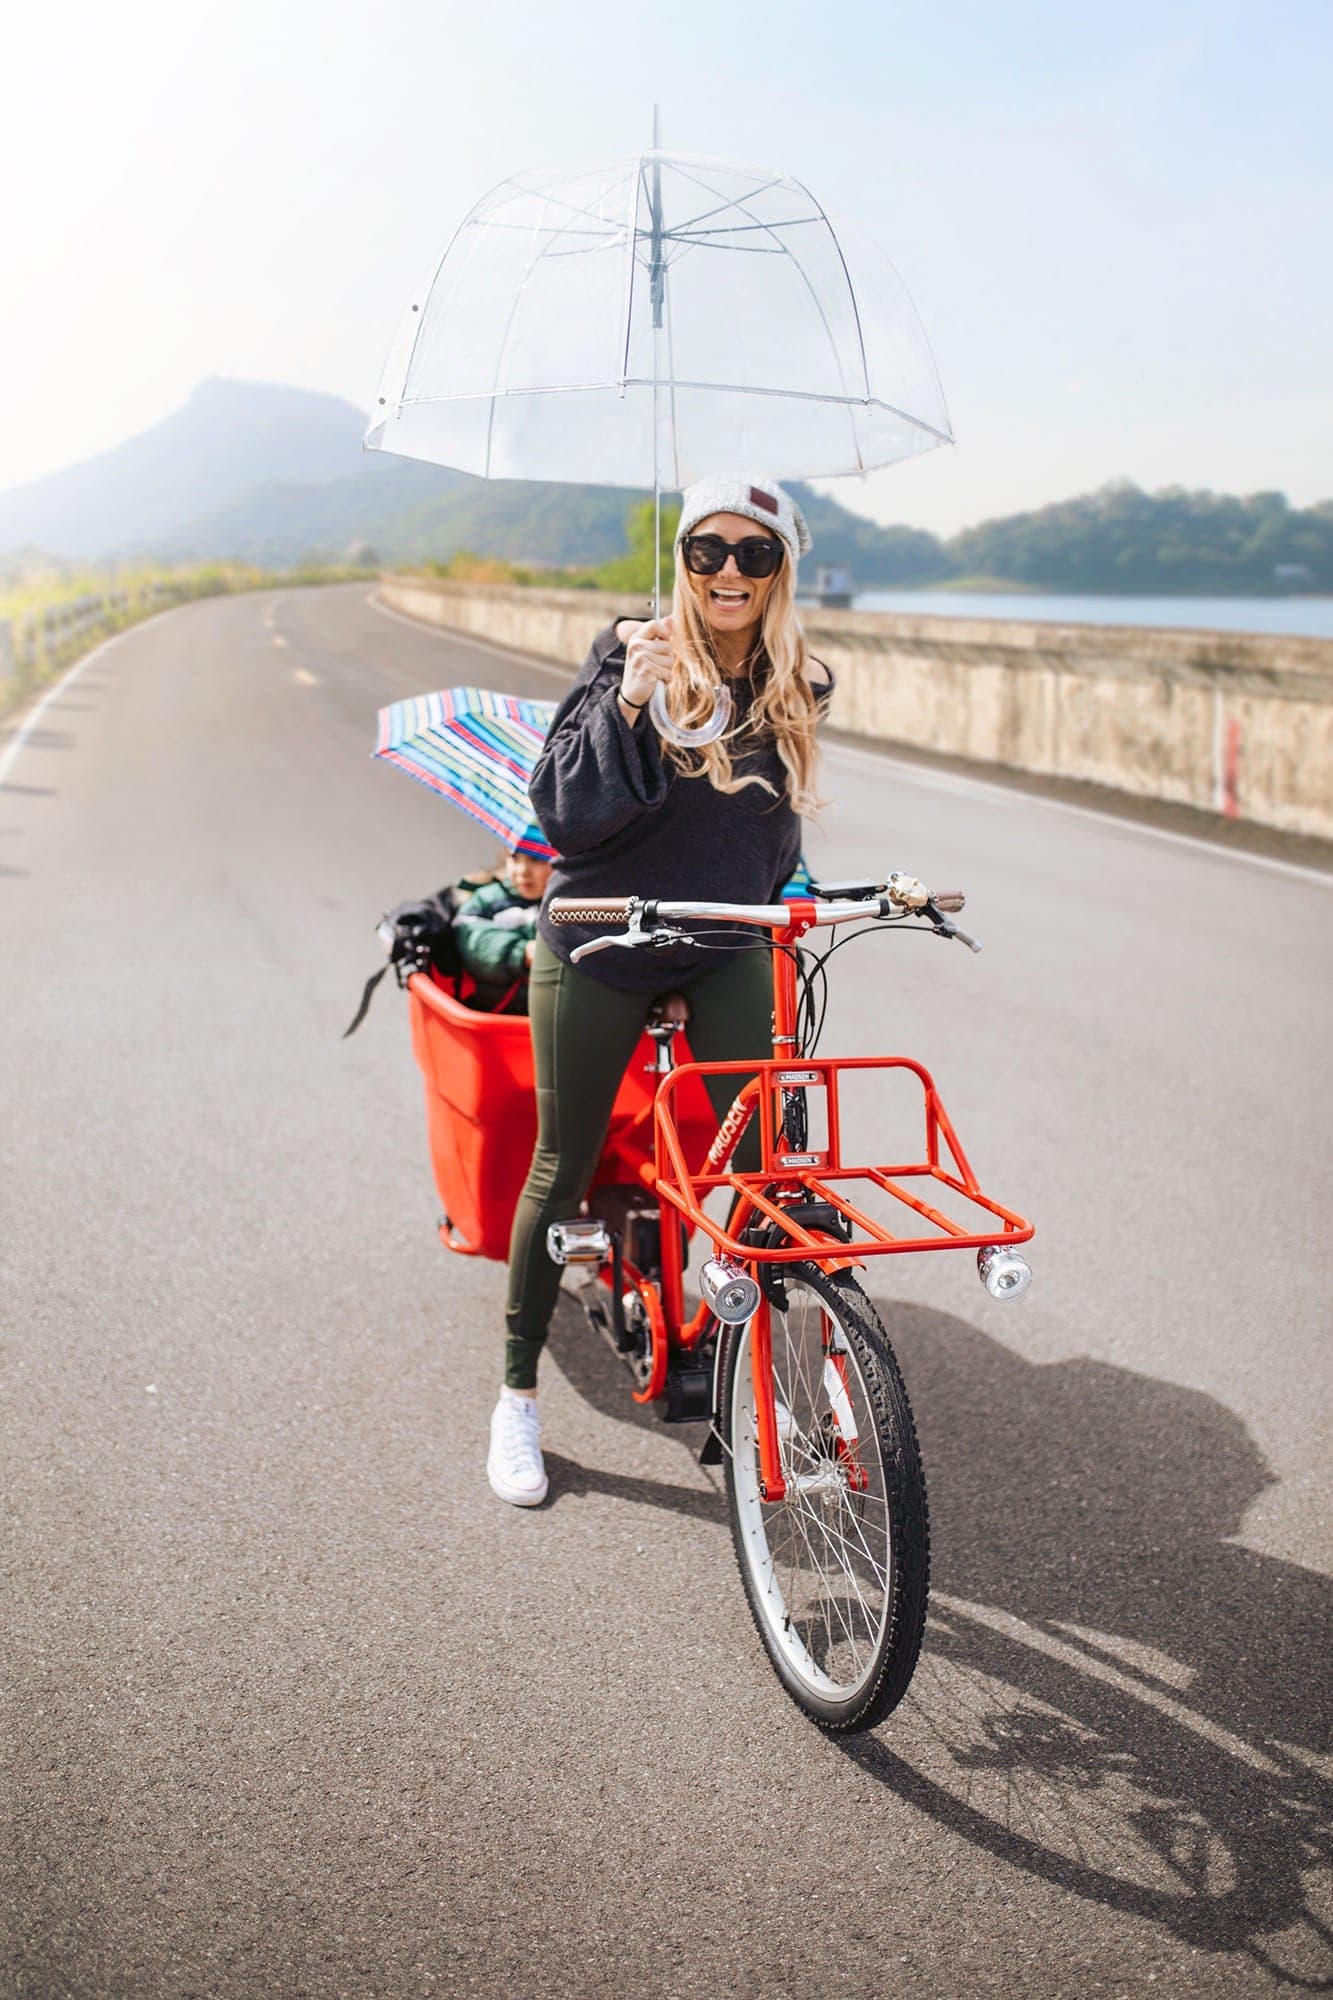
[
  {"left": 847, "top": 1297, "right": 1333, "bottom": 1990},
  {"left": 546, "top": 1286, "right": 695, "bottom": 1441},
  {"left": 541, "top": 1449, "right": 723, "bottom": 1524},
  {"left": 547, "top": 1286, "right": 1331, "bottom": 1985}
]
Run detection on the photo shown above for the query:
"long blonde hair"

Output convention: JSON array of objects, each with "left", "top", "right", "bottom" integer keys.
[{"left": 662, "top": 556, "right": 825, "bottom": 817}]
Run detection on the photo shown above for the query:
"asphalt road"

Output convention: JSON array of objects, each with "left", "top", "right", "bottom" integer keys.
[{"left": 3, "top": 583, "right": 1330, "bottom": 2000}]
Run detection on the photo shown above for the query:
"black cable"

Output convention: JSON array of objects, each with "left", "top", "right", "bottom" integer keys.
[
  {"left": 672, "top": 927, "right": 823, "bottom": 1056},
  {"left": 639, "top": 913, "right": 946, "bottom": 1060},
  {"left": 804, "top": 917, "right": 949, "bottom": 1056},
  {"left": 792, "top": 940, "right": 824, "bottom": 1056}
]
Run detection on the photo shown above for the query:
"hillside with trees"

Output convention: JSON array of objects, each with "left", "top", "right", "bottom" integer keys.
[
  {"left": 0, "top": 381, "right": 1327, "bottom": 595},
  {"left": 947, "top": 484, "right": 1333, "bottom": 595}
]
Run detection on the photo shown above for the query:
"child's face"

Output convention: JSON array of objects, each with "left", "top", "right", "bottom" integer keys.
[{"left": 506, "top": 852, "right": 552, "bottom": 900}]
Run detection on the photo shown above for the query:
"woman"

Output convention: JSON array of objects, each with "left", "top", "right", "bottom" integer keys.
[{"left": 487, "top": 474, "right": 833, "bottom": 1506}]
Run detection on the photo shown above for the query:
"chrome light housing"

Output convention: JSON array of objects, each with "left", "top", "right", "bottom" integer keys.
[
  {"left": 977, "top": 1244, "right": 1032, "bottom": 1300},
  {"left": 699, "top": 1256, "right": 762, "bottom": 1324}
]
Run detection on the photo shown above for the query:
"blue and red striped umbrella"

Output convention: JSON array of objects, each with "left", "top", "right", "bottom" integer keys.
[
  {"left": 375, "top": 682, "right": 813, "bottom": 889},
  {"left": 374, "top": 686, "right": 558, "bottom": 859}
]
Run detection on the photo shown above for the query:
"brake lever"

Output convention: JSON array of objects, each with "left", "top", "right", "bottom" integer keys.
[
  {"left": 570, "top": 933, "right": 634, "bottom": 961},
  {"left": 923, "top": 897, "right": 982, "bottom": 953},
  {"left": 570, "top": 902, "right": 649, "bottom": 962},
  {"left": 570, "top": 924, "right": 694, "bottom": 963}
]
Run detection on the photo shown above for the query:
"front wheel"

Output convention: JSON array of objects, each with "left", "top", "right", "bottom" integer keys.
[{"left": 722, "top": 1265, "right": 929, "bottom": 1732}]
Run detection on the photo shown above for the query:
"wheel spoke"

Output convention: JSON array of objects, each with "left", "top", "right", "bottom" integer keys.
[
  {"left": 784, "top": 1488, "right": 864, "bottom": 1669},
  {"left": 798, "top": 1497, "right": 879, "bottom": 1647},
  {"left": 805, "top": 1485, "right": 889, "bottom": 1589},
  {"left": 726, "top": 1268, "right": 927, "bottom": 1724},
  {"left": 830, "top": 1496, "right": 892, "bottom": 1593}
]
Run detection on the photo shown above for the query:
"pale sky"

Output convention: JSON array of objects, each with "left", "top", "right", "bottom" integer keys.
[{"left": 4, "top": 0, "right": 1330, "bottom": 534}]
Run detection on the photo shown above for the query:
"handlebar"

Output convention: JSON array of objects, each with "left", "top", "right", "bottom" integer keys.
[
  {"left": 549, "top": 895, "right": 876, "bottom": 928},
  {"left": 548, "top": 877, "right": 982, "bottom": 956}
]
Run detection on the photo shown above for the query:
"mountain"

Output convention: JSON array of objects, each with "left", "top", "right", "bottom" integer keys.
[
  {"left": 8, "top": 380, "right": 1325, "bottom": 593},
  {"left": 0, "top": 379, "right": 462, "bottom": 563},
  {"left": 175, "top": 468, "right": 642, "bottom": 571},
  {"left": 0, "top": 379, "right": 949, "bottom": 583}
]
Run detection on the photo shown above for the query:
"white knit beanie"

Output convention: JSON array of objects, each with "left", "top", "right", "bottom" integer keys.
[{"left": 674, "top": 474, "right": 813, "bottom": 571}]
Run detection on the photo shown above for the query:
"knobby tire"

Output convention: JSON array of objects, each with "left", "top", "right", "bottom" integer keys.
[{"left": 721, "top": 1264, "right": 929, "bottom": 1732}]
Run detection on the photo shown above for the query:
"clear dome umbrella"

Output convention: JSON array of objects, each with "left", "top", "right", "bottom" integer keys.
[{"left": 366, "top": 136, "right": 952, "bottom": 732}]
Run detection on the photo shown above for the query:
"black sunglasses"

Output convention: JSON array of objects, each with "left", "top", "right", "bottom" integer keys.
[{"left": 681, "top": 532, "right": 785, "bottom": 580}]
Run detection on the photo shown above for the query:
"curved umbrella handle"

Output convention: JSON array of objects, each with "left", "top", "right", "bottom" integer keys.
[{"left": 648, "top": 681, "right": 733, "bottom": 748}]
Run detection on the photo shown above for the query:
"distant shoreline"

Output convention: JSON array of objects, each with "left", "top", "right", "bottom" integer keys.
[
  {"left": 837, "top": 576, "right": 1333, "bottom": 602},
  {"left": 833, "top": 588, "right": 1333, "bottom": 642}
]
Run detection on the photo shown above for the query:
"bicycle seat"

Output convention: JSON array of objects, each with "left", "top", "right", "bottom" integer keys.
[{"left": 648, "top": 992, "right": 691, "bottom": 1028}]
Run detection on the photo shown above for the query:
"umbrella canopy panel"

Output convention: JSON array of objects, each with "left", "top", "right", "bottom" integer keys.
[
  {"left": 374, "top": 686, "right": 558, "bottom": 860},
  {"left": 367, "top": 151, "right": 952, "bottom": 488}
]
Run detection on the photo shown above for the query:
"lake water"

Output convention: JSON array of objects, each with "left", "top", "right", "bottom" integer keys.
[{"left": 845, "top": 590, "right": 1333, "bottom": 640}]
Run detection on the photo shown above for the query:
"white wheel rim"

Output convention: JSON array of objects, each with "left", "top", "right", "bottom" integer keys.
[{"left": 731, "top": 1284, "right": 894, "bottom": 1704}]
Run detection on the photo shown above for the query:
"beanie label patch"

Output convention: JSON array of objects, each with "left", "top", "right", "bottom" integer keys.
[{"left": 749, "top": 485, "right": 778, "bottom": 514}]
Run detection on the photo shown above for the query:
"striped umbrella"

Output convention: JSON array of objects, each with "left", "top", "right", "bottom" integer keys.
[
  {"left": 375, "top": 683, "right": 814, "bottom": 888},
  {"left": 374, "top": 686, "right": 558, "bottom": 859}
]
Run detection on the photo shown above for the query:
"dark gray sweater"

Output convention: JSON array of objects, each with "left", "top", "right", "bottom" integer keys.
[{"left": 531, "top": 622, "right": 832, "bottom": 992}]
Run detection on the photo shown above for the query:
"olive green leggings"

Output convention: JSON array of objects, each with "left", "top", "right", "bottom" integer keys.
[{"left": 503, "top": 935, "right": 773, "bottom": 1389}]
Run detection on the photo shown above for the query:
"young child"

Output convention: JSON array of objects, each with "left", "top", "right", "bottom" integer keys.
[{"left": 453, "top": 847, "right": 553, "bottom": 1015}]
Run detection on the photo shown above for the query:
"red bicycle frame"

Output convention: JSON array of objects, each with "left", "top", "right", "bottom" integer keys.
[{"left": 606, "top": 900, "right": 1033, "bottom": 1502}]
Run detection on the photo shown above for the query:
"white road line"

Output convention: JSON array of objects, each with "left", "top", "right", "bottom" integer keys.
[
  {"left": 0, "top": 604, "right": 190, "bottom": 790},
  {"left": 367, "top": 591, "right": 1331, "bottom": 888},
  {"left": 825, "top": 738, "right": 1333, "bottom": 888},
  {"left": 368, "top": 590, "right": 579, "bottom": 684}
]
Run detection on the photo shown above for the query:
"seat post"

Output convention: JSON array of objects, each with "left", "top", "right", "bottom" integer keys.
[
  {"left": 646, "top": 1019, "right": 680, "bottom": 1074},
  {"left": 646, "top": 992, "right": 691, "bottom": 1074}
]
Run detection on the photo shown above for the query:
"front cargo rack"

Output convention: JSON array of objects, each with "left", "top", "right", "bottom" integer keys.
[{"left": 652, "top": 1056, "right": 1033, "bottom": 1262}]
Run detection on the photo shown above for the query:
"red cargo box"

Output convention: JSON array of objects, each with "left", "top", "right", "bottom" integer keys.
[{"left": 406, "top": 971, "right": 716, "bottom": 1261}]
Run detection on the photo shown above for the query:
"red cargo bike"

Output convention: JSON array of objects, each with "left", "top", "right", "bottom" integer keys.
[{"left": 405, "top": 872, "right": 1034, "bottom": 1731}]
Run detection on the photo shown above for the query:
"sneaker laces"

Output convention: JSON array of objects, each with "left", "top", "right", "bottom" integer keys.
[{"left": 496, "top": 1395, "right": 541, "bottom": 1457}]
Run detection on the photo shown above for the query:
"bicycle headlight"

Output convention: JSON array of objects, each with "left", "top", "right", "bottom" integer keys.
[
  {"left": 977, "top": 1245, "right": 1032, "bottom": 1300},
  {"left": 699, "top": 1257, "right": 761, "bottom": 1325}
]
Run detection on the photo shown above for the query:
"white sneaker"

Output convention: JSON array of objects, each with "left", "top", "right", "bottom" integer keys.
[{"left": 487, "top": 1390, "right": 548, "bottom": 1507}]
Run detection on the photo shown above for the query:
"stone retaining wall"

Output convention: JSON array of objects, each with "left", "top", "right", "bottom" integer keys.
[{"left": 379, "top": 575, "right": 1333, "bottom": 840}]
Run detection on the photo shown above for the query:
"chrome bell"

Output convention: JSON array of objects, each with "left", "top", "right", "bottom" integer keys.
[
  {"left": 977, "top": 1244, "right": 1032, "bottom": 1300},
  {"left": 699, "top": 1256, "right": 761, "bottom": 1325},
  {"left": 546, "top": 1219, "right": 612, "bottom": 1266}
]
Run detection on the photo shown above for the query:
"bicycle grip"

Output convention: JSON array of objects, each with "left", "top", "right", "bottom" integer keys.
[{"left": 548, "top": 897, "right": 633, "bottom": 924}]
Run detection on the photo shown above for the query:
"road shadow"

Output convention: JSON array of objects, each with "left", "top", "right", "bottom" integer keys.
[
  {"left": 545, "top": 1287, "right": 665, "bottom": 1437},
  {"left": 844, "top": 1297, "right": 1333, "bottom": 1989},
  {"left": 547, "top": 1284, "right": 1330, "bottom": 1982},
  {"left": 542, "top": 1449, "right": 723, "bottom": 1524}
]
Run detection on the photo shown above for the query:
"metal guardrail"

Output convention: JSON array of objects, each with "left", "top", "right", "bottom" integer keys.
[{"left": 0, "top": 579, "right": 190, "bottom": 689}]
